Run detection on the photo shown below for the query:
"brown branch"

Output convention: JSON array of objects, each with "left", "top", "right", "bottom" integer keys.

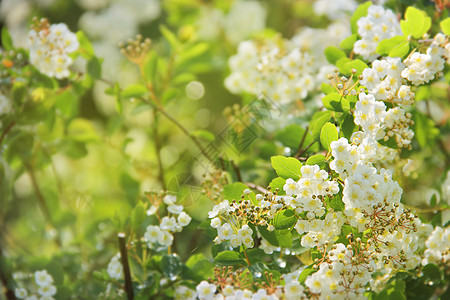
[
  {"left": 0, "top": 246, "right": 17, "bottom": 300},
  {"left": 294, "top": 126, "right": 309, "bottom": 159},
  {"left": 296, "top": 141, "right": 317, "bottom": 159},
  {"left": 118, "top": 233, "right": 134, "bottom": 300},
  {"left": 152, "top": 111, "right": 166, "bottom": 190},
  {"left": 0, "top": 121, "right": 15, "bottom": 145},
  {"left": 231, "top": 160, "right": 243, "bottom": 182}
]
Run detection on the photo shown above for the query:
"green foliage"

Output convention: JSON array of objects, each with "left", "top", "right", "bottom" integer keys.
[
  {"left": 320, "top": 122, "right": 338, "bottom": 151},
  {"left": 273, "top": 209, "right": 296, "bottom": 230},
  {"left": 400, "top": 7, "right": 431, "bottom": 38},
  {"left": 270, "top": 156, "right": 302, "bottom": 181},
  {"left": 214, "top": 251, "right": 247, "bottom": 265},
  {"left": 350, "top": 1, "right": 372, "bottom": 34},
  {"left": 440, "top": 18, "right": 450, "bottom": 35},
  {"left": 376, "top": 36, "right": 408, "bottom": 56},
  {"left": 324, "top": 46, "right": 347, "bottom": 64}
]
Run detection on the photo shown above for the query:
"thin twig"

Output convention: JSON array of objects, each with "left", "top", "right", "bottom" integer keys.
[
  {"left": 0, "top": 121, "right": 15, "bottom": 145},
  {"left": 26, "top": 164, "right": 61, "bottom": 247},
  {"left": 152, "top": 110, "right": 166, "bottom": 190},
  {"left": 245, "top": 182, "right": 268, "bottom": 194},
  {"left": 118, "top": 233, "right": 134, "bottom": 300},
  {"left": 294, "top": 126, "right": 309, "bottom": 159},
  {"left": 296, "top": 141, "right": 317, "bottom": 159},
  {"left": 0, "top": 246, "right": 17, "bottom": 300},
  {"left": 231, "top": 160, "right": 243, "bottom": 182}
]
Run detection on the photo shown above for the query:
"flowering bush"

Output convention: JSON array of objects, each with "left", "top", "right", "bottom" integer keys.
[{"left": 1, "top": 0, "right": 450, "bottom": 299}]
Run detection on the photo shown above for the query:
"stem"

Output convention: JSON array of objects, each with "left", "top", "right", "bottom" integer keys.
[
  {"left": 245, "top": 182, "right": 268, "bottom": 194},
  {"left": 243, "top": 247, "right": 251, "bottom": 266},
  {"left": 26, "top": 163, "right": 61, "bottom": 247},
  {"left": 118, "top": 233, "right": 134, "bottom": 300},
  {"left": 231, "top": 160, "right": 243, "bottom": 182},
  {"left": 152, "top": 104, "right": 217, "bottom": 166},
  {"left": 296, "top": 141, "right": 317, "bottom": 159},
  {"left": 294, "top": 127, "right": 309, "bottom": 159},
  {"left": 152, "top": 110, "right": 166, "bottom": 190},
  {"left": 0, "top": 246, "right": 17, "bottom": 300},
  {"left": 0, "top": 121, "right": 15, "bottom": 145}
]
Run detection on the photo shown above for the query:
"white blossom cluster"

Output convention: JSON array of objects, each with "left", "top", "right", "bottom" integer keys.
[
  {"left": 176, "top": 270, "right": 306, "bottom": 300},
  {"left": 305, "top": 243, "right": 375, "bottom": 299},
  {"left": 401, "top": 35, "right": 447, "bottom": 86},
  {"left": 28, "top": 22, "right": 79, "bottom": 79},
  {"left": 196, "top": 0, "right": 266, "bottom": 45},
  {"left": 313, "top": 0, "right": 357, "bottom": 20},
  {"left": 0, "top": 94, "right": 12, "bottom": 116},
  {"left": 352, "top": 92, "right": 414, "bottom": 150},
  {"left": 354, "top": 5, "right": 402, "bottom": 61},
  {"left": 422, "top": 226, "right": 450, "bottom": 266},
  {"left": 225, "top": 22, "right": 351, "bottom": 104},
  {"left": 209, "top": 200, "right": 254, "bottom": 248},
  {"left": 15, "top": 270, "right": 57, "bottom": 299},
  {"left": 106, "top": 253, "right": 123, "bottom": 280},
  {"left": 281, "top": 165, "right": 344, "bottom": 247},
  {"left": 144, "top": 195, "right": 192, "bottom": 248}
]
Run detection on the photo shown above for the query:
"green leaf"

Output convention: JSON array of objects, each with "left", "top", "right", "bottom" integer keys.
[
  {"left": 214, "top": 250, "right": 247, "bottom": 265},
  {"left": 275, "top": 124, "right": 305, "bottom": 149},
  {"left": 401, "top": 7, "right": 431, "bottom": 38},
  {"left": 440, "top": 18, "right": 450, "bottom": 35},
  {"left": 340, "top": 34, "right": 358, "bottom": 50},
  {"left": 273, "top": 209, "right": 297, "bottom": 230},
  {"left": 341, "top": 59, "right": 369, "bottom": 76},
  {"left": 1, "top": 27, "right": 13, "bottom": 51},
  {"left": 320, "top": 122, "right": 338, "bottom": 151},
  {"left": 87, "top": 56, "right": 102, "bottom": 80},
  {"left": 160, "top": 25, "right": 178, "bottom": 49},
  {"left": 67, "top": 118, "right": 98, "bottom": 142},
  {"left": 143, "top": 52, "right": 159, "bottom": 83},
  {"left": 324, "top": 46, "right": 347, "bottom": 64},
  {"left": 258, "top": 226, "right": 292, "bottom": 248},
  {"left": 306, "top": 154, "right": 326, "bottom": 168},
  {"left": 322, "top": 93, "right": 349, "bottom": 112},
  {"left": 131, "top": 204, "right": 146, "bottom": 230},
  {"left": 376, "top": 36, "right": 407, "bottom": 55},
  {"left": 76, "top": 31, "right": 94, "bottom": 58},
  {"left": 310, "top": 111, "right": 332, "bottom": 140},
  {"left": 378, "top": 136, "right": 398, "bottom": 149},
  {"left": 161, "top": 255, "right": 182, "bottom": 278},
  {"left": 269, "top": 177, "right": 286, "bottom": 194},
  {"left": 223, "top": 182, "right": 248, "bottom": 201},
  {"left": 246, "top": 249, "right": 265, "bottom": 265},
  {"left": 298, "top": 267, "right": 315, "bottom": 283},
  {"left": 192, "top": 130, "right": 215, "bottom": 142},
  {"left": 177, "top": 43, "right": 210, "bottom": 68},
  {"left": 185, "top": 254, "right": 214, "bottom": 280},
  {"left": 389, "top": 41, "right": 410, "bottom": 58},
  {"left": 329, "top": 193, "right": 345, "bottom": 211},
  {"left": 121, "top": 84, "right": 148, "bottom": 99},
  {"left": 422, "top": 263, "right": 442, "bottom": 282},
  {"left": 270, "top": 156, "right": 302, "bottom": 181},
  {"left": 341, "top": 113, "right": 356, "bottom": 139},
  {"left": 350, "top": 2, "right": 372, "bottom": 34},
  {"left": 321, "top": 83, "right": 335, "bottom": 95}
]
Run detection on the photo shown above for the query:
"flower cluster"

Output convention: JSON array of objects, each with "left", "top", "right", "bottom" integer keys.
[
  {"left": 106, "top": 253, "right": 123, "bottom": 280},
  {"left": 225, "top": 21, "right": 350, "bottom": 104},
  {"left": 28, "top": 19, "right": 79, "bottom": 79},
  {"left": 144, "top": 194, "right": 192, "bottom": 248},
  {"left": 209, "top": 199, "right": 255, "bottom": 248},
  {"left": 15, "top": 270, "right": 57, "bottom": 300},
  {"left": 305, "top": 242, "right": 375, "bottom": 299},
  {"left": 422, "top": 226, "right": 450, "bottom": 266},
  {"left": 401, "top": 35, "right": 447, "bottom": 86},
  {"left": 196, "top": 0, "right": 266, "bottom": 45},
  {"left": 313, "top": 0, "right": 357, "bottom": 20},
  {"left": 354, "top": 5, "right": 402, "bottom": 61}
]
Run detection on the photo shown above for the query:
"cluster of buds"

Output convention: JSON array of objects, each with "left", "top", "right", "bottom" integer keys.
[{"left": 119, "top": 34, "right": 152, "bottom": 65}]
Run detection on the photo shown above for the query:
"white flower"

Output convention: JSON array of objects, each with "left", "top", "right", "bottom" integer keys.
[
  {"left": 196, "top": 280, "right": 216, "bottom": 300},
  {"left": 177, "top": 212, "right": 192, "bottom": 227},
  {"left": 168, "top": 204, "right": 184, "bottom": 215},
  {"left": 15, "top": 288, "right": 27, "bottom": 299},
  {"left": 145, "top": 225, "right": 161, "bottom": 244},
  {"left": 164, "top": 194, "right": 177, "bottom": 205},
  {"left": 34, "top": 270, "right": 53, "bottom": 287},
  {"left": 160, "top": 216, "right": 178, "bottom": 232},
  {"left": 210, "top": 217, "right": 221, "bottom": 229},
  {"left": 158, "top": 230, "right": 174, "bottom": 247},
  {"left": 38, "top": 285, "right": 57, "bottom": 297},
  {"left": 107, "top": 254, "right": 123, "bottom": 280}
]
